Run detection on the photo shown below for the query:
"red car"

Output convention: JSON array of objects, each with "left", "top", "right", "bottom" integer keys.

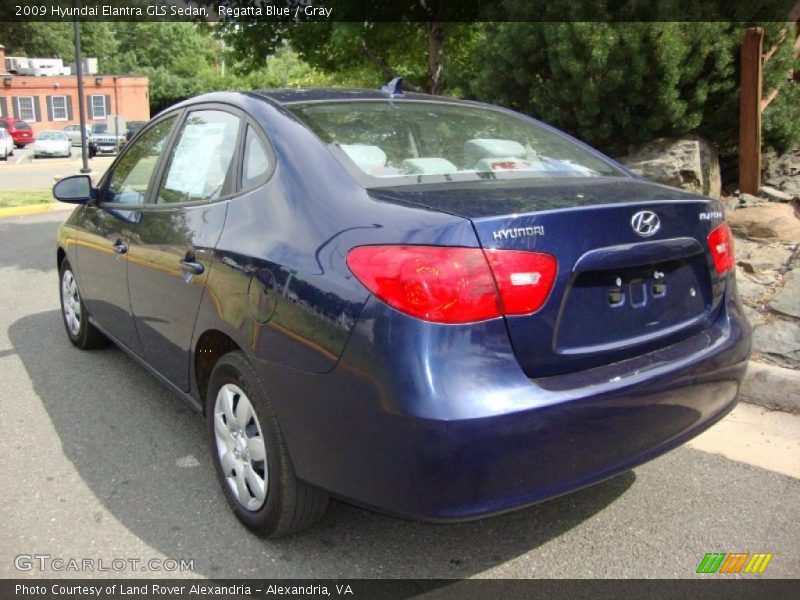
[{"left": 0, "top": 117, "right": 35, "bottom": 147}]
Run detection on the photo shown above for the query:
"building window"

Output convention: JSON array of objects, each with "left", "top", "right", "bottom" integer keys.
[
  {"left": 52, "top": 95, "right": 68, "bottom": 121},
  {"left": 17, "top": 96, "right": 35, "bottom": 121},
  {"left": 90, "top": 95, "right": 106, "bottom": 120}
]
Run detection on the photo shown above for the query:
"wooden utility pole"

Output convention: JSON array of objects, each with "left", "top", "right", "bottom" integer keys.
[{"left": 739, "top": 27, "right": 764, "bottom": 196}]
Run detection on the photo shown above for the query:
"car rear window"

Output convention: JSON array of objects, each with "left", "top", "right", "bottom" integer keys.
[
  {"left": 288, "top": 100, "right": 622, "bottom": 187},
  {"left": 14, "top": 121, "right": 31, "bottom": 130}
]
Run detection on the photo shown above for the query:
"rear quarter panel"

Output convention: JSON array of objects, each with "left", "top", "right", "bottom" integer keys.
[{"left": 192, "top": 95, "right": 479, "bottom": 376}]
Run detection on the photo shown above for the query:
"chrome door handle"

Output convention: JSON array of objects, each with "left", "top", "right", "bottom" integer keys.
[{"left": 179, "top": 259, "right": 204, "bottom": 275}]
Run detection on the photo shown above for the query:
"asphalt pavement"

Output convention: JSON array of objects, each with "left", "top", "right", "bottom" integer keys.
[{"left": 0, "top": 211, "right": 798, "bottom": 579}]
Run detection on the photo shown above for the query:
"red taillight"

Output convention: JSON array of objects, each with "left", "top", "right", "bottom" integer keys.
[
  {"left": 346, "top": 245, "right": 557, "bottom": 323},
  {"left": 707, "top": 223, "right": 735, "bottom": 275},
  {"left": 483, "top": 249, "right": 558, "bottom": 315}
]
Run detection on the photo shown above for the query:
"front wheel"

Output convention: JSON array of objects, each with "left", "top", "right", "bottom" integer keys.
[
  {"left": 206, "top": 351, "right": 328, "bottom": 537},
  {"left": 59, "top": 260, "right": 109, "bottom": 349}
]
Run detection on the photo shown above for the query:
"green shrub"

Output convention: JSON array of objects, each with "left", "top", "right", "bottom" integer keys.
[{"left": 464, "top": 22, "right": 799, "bottom": 157}]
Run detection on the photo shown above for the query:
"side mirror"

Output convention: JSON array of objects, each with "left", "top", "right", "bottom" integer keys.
[{"left": 53, "top": 175, "right": 94, "bottom": 204}]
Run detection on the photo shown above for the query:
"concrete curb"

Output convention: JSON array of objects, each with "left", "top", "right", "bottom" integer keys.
[
  {"left": 740, "top": 360, "right": 800, "bottom": 413},
  {"left": 0, "top": 202, "right": 73, "bottom": 219}
]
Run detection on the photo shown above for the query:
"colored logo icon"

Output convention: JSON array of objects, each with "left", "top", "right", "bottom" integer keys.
[{"left": 696, "top": 552, "right": 773, "bottom": 574}]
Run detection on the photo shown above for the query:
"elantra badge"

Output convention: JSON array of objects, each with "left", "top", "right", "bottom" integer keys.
[{"left": 631, "top": 210, "right": 660, "bottom": 237}]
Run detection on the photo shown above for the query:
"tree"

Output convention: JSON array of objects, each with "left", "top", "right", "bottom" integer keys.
[
  {"left": 465, "top": 21, "right": 799, "bottom": 156},
  {"left": 0, "top": 22, "right": 117, "bottom": 68},
  {"left": 218, "top": 1, "right": 485, "bottom": 94}
]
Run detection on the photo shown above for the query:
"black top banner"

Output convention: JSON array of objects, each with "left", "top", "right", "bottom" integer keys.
[{"left": 0, "top": 0, "right": 799, "bottom": 22}]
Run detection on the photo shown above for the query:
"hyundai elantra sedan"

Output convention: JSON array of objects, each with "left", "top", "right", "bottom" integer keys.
[{"left": 53, "top": 87, "right": 751, "bottom": 536}]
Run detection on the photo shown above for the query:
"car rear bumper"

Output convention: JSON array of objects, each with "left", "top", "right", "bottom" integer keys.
[{"left": 260, "top": 287, "right": 752, "bottom": 522}]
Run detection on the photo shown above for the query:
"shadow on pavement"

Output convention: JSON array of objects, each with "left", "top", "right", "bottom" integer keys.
[
  {"left": 9, "top": 309, "right": 635, "bottom": 578},
  {"left": 0, "top": 215, "right": 71, "bottom": 272}
]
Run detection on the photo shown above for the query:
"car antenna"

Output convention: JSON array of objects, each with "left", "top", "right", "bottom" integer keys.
[{"left": 380, "top": 77, "right": 405, "bottom": 98}]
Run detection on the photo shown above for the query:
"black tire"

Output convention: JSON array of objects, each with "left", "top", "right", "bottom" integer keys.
[
  {"left": 206, "top": 351, "right": 329, "bottom": 537},
  {"left": 58, "top": 259, "right": 109, "bottom": 350}
]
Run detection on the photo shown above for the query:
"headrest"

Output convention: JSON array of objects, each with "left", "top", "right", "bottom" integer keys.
[
  {"left": 401, "top": 158, "right": 458, "bottom": 175},
  {"left": 464, "top": 138, "right": 527, "bottom": 163},
  {"left": 339, "top": 144, "right": 387, "bottom": 172}
]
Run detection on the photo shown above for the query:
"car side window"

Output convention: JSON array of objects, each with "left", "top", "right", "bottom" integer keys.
[
  {"left": 107, "top": 116, "right": 176, "bottom": 205},
  {"left": 241, "top": 125, "right": 271, "bottom": 189},
  {"left": 157, "top": 110, "right": 240, "bottom": 204}
]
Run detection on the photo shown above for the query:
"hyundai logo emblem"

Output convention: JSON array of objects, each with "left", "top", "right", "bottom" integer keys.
[{"left": 631, "top": 210, "right": 661, "bottom": 237}]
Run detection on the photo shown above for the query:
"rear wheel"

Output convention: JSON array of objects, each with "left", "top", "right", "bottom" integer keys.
[
  {"left": 206, "top": 351, "right": 328, "bottom": 537},
  {"left": 59, "top": 260, "right": 109, "bottom": 349}
]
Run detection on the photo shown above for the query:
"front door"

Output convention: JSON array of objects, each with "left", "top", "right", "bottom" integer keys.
[
  {"left": 127, "top": 108, "right": 241, "bottom": 390},
  {"left": 74, "top": 115, "right": 178, "bottom": 354}
]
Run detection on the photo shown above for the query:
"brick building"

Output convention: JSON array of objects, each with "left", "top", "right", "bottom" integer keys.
[{"left": 0, "top": 44, "right": 149, "bottom": 135}]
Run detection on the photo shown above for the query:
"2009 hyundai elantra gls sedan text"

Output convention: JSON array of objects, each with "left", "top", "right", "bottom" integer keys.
[{"left": 53, "top": 87, "right": 751, "bottom": 536}]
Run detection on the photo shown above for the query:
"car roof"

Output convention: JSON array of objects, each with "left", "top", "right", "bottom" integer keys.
[{"left": 250, "top": 87, "right": 475, "bottom": 106}]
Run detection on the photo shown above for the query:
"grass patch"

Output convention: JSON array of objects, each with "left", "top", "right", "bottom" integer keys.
[{"left": 0, "top": 190, "right": 55, "bottom": 208}]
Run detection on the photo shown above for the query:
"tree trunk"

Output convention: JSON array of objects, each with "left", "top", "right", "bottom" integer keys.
[{"left": 426, "top": 20, "right": 446, "bottom": 95}]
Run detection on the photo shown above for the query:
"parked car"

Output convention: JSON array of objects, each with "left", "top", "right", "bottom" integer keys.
[
  {"left": 0, "top": 116, "right": 34, "bottom": 147},
  {"left": 125, "top": 120, "right": 147, "bottom": 141},
  {"left": 53, "top": 88, "right": 751, "bottom": 537},
  {"left": 0, "top": 128, "right": 14, "bottom": 160},
  {"left": 33, "top": 130, "right": 71, "bottom": 158},
  {"left": 62, "top": 124, "right": 91, "bottom": 146},
  {"left": 89, "top": 123, "right": 125, "bottom": 155}
]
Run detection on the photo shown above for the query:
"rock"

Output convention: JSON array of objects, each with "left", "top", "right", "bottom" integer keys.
[
  {"left": 742, "top": 304, "right": 763, "bottom": 326},
  {"left": 744, "top": 243, "right": 794, "bottom": 272},
  {"left": 782, "top": 181, "right": 800, "bottom": 198},
  {"left": 736, "top": 268, "right": 779, "bottom": 306},
  {"left": 770, "top": 269, "right": 800, "bottom": 319},
  {"left": 733, "top": 236, "right": 758, "bottom": 262},
  {"left": 762, "top": 150, "right": 800, "bottom": 186},
  {"left": 752, "top": 318, "right": 800, "bottom": 369},
  {"left": 618, "top": 136, "right": 721, "bottom": 199},
  {"left": 760, "top": 185, "right": 795, "bottom": 202},
  {"left": 739, "top": 193, "right": 765, "bottom": 208},
  {"left": 725, "top": 193, "right": 764, "bottom": 211},
  {"left": 727, "top": 203, "right": 800, "bottom": 242}
]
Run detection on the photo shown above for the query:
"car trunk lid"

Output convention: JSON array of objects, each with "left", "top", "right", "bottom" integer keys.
[{"left": 369, "top": 178, "right": 728, "bottom": 376}]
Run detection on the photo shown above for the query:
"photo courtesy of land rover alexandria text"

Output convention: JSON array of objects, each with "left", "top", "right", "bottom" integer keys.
[{"left": 53, "top": 87, "right": 752, "bottom": 536}]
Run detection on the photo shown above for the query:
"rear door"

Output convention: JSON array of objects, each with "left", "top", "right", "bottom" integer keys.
[{"left": 126, "top": 106, "right": 241, "bottom": 390}]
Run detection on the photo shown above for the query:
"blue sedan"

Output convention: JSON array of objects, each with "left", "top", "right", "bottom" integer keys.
[{"left": 53, "top": 87, "right": 751, "bottom": 536}]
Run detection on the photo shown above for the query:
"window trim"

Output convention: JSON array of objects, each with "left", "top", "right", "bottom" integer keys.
[
  {"left": 16, "top": 96, "right": 35, "bottom": 122},
  {"left": 89, "top": 94, "right": 106, "bottom": 120},
  {"left": 238, "top": 118, "right": 277, "bottom": 193},
  {"left": 153, "top": 106, "right": 244, "bottom": 206},
  {"left": 51, "top": 95, "right": 68, "bottom": 121},
  {"left": 97, "top": 110, "right": 184, "bottom": 209},
  {"left": 97, "top": 102, "right": 271, "bottom": 212}
]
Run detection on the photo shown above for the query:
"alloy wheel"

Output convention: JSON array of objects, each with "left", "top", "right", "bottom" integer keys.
[
  {"left": 213, "top": 383, "right": 268, "bottom": 511},
  {"left": 61, "top": 269, "right": 82, "bottom": 336}
]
